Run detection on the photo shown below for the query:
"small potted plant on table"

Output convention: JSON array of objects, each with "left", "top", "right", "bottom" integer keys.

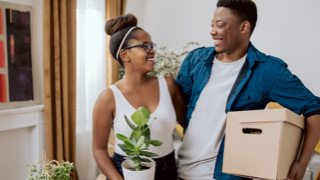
[
  {"left": 27, "top": 151, "right": 76, "bottom": 180},
  {"left": 116, "top": 106, "right": 162, "bottom": 180}
]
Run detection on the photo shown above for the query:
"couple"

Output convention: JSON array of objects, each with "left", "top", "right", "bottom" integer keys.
[{"left": 92, "top": 0, "right": 320, "bottom": 180}]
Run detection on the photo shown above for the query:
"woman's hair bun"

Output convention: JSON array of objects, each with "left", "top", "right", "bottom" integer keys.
[{"left": 105, "top": 13, "right": 138, "bottom": 35}]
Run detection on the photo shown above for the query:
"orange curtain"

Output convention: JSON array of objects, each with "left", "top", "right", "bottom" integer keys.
[
  {"left": 43, "top": 0, "right": 77, "bottom": 179},
  {"left": 105, "top": 0, "right": 127, "bottom": 87}
]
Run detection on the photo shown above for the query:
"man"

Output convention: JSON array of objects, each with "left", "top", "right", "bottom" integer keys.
[{"left": 176, "top": 0, "right": 320, "bottom": 180}]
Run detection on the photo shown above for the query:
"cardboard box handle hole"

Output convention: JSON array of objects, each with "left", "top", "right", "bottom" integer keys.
[{"left": 242, "top": 128, "right": 262, "bottom": 135}]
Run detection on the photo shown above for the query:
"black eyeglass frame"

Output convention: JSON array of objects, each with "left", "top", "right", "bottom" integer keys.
[{"left": 122, "top": 42, "right": 157, "bottom": 53}]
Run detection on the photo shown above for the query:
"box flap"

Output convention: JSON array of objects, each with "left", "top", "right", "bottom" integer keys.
[
  {"left": 285, "top": 109, "right": 304, "bottom": 129},
  {"left": 228, "top": 109, "right": 304, "bottom": 129}
]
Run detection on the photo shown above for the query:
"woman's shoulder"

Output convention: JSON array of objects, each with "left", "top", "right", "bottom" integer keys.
[
  {"left": 162, "top": 75, "right": 176, "bottom": 86},
  {"left": 162, "top": 75, "right": 180, "bottom": 97},
  {"left": 96, "top": 87, "right": 115, "bottom": 105},
  {"left": 92, "top": 87, "right": 116, "bottom": 120},
  {"left": 147, "top": 74, "right": 162, "bottom": 84}
]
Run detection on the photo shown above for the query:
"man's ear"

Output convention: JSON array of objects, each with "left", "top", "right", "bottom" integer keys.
[
  {"left": 240, "top": 21, "right": 251, "bottom": 35},
  {"left": 120, "top": 50, "right": 130, "bottom": 62}
]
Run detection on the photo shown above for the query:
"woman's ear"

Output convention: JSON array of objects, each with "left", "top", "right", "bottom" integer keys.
[
  {"left": 120, "top": 50, "right": 130, "bottom": 62},
  {"left": 240, "top": 21, "right": 251, "bottom": 35}
]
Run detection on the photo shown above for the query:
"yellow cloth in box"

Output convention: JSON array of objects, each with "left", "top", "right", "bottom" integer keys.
[{"left": 315, "top": 140, "right": 320, "bottom": 154}]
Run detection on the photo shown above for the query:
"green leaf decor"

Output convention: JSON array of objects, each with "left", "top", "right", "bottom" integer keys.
[{"left": 116, "top": 106, "right": 163, "bottom": 171}]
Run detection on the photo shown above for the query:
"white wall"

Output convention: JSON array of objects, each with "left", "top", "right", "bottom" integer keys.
[
  {"left": 0, "top": 105, "right": 46, "bottom": 180},
  {"left": 0, "top": 0, "right": 45, "bottom": 179},
  {"left": 126, "top": 0, "right": 320, "bottom": 96}
]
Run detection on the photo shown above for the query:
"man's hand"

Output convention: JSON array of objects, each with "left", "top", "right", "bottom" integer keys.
[
  {"left": 287, "top": 114, "right": 320, "bottom": 180},
  {"left": 287, "top": 161, "right": 308, "bottom": 180}
]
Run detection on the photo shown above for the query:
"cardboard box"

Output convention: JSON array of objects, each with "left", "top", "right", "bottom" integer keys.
[{"left": 222, "top": 108, "right": 304, "bottom": 180}]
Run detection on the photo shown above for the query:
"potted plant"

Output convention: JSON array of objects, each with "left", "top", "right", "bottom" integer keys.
[
  {"left": 27, "top": 151, "right": 76, "bottom": 180},
  {"left": 116, "top": 106, "right": 163, "bottom": 180}
]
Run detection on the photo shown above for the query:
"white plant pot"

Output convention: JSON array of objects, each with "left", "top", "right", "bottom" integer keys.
[{"left": 122, "top": 158, "right": 156, "bottom": 180}]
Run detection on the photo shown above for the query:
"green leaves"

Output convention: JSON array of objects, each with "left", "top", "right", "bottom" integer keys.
[
  {"left": 115, "top": 106, "right": 163, "bottom": 171},
  {"left": 139, "top": 106, "right": 150, "bottom": 120},
  {"left": 123, "top": 141, "right": 135, "bottom": 151},
  {"left": 148, "top": 42, "right": 199, "bottom": 79},
  {"left": 141, "top": 158, "right": 152, "bottom": 162},
  {"left": 118, "top": 144, "right": 133, "bottom": 153},
  {"left": 131, "top": 110, "right": 147, "bottom": 127},
  {"left": 130, "top": 106, "right": 151, "bottom": 127},
  {"left": 135, "top": 136, "right": 145, "bottom": 150},
  {"left": 125, "top": 115, "right": 137, "bottom": 130},
  {"left": 116, "top": 134, "right": 128, "bottom": 141},
  {"left": 131, "top": 157, "right": 142, "bottom": 164},
  {"left": 150, "top": 140, "right": 163, "bottom": 147},
  {"left": 129, "top": 137, "right": 137, "bottom": 146},
  {"left": 27, "top": 159, "right": 75, "bottom": 180},
  {"left": 127, "top": 152, "right": 136, "bottom": 156},
  {"left": 131, "top": 131, "right": 141, "bottom": 140},
  {"left": 140, "top": 151, "right": 159, "bottom": 157},
  {"left": 141, "top": 124, "right": 151, "bottom": 144}
]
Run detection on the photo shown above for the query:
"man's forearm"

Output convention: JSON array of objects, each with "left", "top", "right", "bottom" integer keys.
[{"left": 298, "top": 114, "right": 320, "bottom": 165}]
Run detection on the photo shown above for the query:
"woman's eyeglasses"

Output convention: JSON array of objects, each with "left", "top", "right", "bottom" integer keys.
[{"left": 122, "top": 42, "right": 157, "bottom": 53}]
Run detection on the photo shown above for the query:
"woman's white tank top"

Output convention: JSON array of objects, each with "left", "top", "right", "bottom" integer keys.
[{"left": 110, "top": 75, "right": 176, "bottom": 157}]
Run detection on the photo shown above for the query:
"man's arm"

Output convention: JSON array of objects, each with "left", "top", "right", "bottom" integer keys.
[
  {"left": 287, "top": 114, "right": 320, "bottom": 180},
  {"left": 267, "top": 63, "right": 320, "bottom": 180}
]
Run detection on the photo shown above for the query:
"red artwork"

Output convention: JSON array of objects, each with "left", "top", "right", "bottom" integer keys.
[
  {"left": 0, "top": 41, "right": 4, "bottom": 68},
  {"left": 0, "top": 8, "right": 3, "bottom": 34},
  {"left": 0, "top": 74, "right": 7, "bottom": 103}
]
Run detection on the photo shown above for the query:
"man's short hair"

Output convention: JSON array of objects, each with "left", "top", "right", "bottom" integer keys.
[{"left": 217, "top": 0, "right": 257, "bottom": 34}]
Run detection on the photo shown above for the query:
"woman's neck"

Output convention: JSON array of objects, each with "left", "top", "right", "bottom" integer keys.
[{"left": 121, "top": 72, "right": 151, "bottom": 89}]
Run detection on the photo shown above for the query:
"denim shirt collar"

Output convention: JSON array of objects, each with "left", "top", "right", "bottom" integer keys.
[
  {"left": 200, "top": 42, "right": 267, "bottom": 67},
  {"left": 247, "top": 42, "right": 267, "bottom": 63}
]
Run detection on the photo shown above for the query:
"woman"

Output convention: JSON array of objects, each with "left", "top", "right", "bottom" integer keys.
[{"left": 92, "top": 13, "right": 186, "bottom": 180}]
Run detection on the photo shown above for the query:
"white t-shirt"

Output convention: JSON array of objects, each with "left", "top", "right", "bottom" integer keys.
[{"left": 178, "top": 55, "right": 247, "bottom": 180}]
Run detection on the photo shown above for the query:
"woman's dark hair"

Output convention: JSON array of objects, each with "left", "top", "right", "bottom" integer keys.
[
  {"left": 105, "top": 13, "right": 143, "bottom": 67},
  {"left": 217, "top": 0, "right": 257, "bottom": 34}
]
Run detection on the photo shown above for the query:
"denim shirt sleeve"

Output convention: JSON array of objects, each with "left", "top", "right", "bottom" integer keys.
[
  {"left": 268, "top": 62, "right": 320, "bottom": 119},
  {"left": 176, "top": 52, "right": 195, "bottom": 105}
]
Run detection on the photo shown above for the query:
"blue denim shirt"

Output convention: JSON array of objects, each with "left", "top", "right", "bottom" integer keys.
[{"left": 176, "top": 43, "right": 320, "bottom": 180}]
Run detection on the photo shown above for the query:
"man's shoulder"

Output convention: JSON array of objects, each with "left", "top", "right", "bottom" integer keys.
[
  {"left": 184, "top": 46, "right": 215, "bottom": 63},
  {"left": 251, "top": 45, "right": 287, "bottom": 67},
  {"left": 189, "top": 46, "right": 215, "bottom": 55},
  {"left": 265, "top": 55, "right": 287, "bottom": 66}
]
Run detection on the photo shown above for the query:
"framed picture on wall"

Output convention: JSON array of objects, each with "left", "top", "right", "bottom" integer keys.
[{"left": 0, "top": 1, "right": 36, "bottom": 109}]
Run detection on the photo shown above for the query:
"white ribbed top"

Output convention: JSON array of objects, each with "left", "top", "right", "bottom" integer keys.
[{"left": 110, "top": 75, "right": 176, "bottom": 157}]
